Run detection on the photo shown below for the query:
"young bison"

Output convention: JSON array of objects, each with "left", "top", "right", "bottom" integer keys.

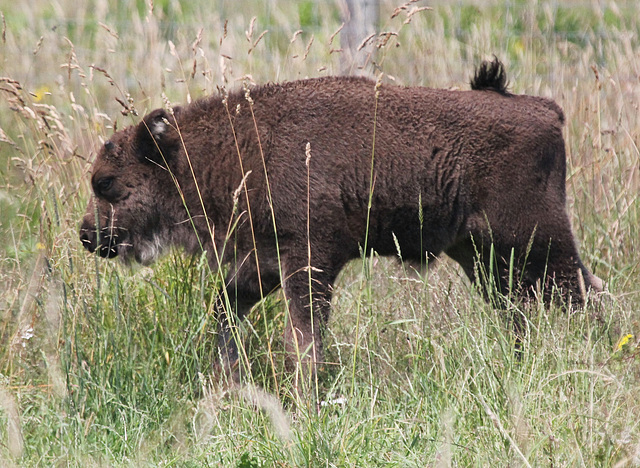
[{"left": 80, "top": 59, "right": 602, "bottom": 378}]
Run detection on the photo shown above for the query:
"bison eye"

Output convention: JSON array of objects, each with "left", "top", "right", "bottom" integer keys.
[{"left": 95, "top": 177, "right": 114, "bottom": 196}]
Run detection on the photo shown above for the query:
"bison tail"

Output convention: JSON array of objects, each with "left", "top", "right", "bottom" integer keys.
[{"left": 470, "top": 56, "right": 509, "bottom": 94}]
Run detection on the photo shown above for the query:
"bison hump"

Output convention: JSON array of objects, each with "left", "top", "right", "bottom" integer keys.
[{"left": 470, "top": 57, "right": 509, "bottom": 94}]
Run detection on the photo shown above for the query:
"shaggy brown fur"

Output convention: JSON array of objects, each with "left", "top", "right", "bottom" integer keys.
[{"left": 80, "top": 59, "right": 602, "bottom": 378}]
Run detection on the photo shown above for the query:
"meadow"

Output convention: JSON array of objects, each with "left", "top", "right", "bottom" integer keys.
[{"left": 1, "top": 0, "right": 639, "bottom": 465}]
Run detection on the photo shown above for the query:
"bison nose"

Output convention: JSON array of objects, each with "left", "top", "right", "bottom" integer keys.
[
  {"left": 98, "top": 231, "right": 119, "bottom": 258},
  {"left": 79, "top": 223, "right": 97, "bottom": 253},
  {"left": 79, "top": 219, "right": 119, "bottom": 258}
]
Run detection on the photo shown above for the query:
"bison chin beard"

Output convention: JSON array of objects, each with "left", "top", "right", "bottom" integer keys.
[{"left": 118, "top": 232, "right": 167, "bottom": 266}]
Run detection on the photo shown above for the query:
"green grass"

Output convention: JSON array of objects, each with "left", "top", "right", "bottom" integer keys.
[{"left": 1, "top": 0, "right": 640, "bottom": 465}]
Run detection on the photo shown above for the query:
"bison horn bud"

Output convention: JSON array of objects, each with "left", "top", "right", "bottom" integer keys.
[
  {"left": 135, "top": 108, "right": 180, "bottom": 165},
  {"left": 150, "top": 118, "right": 168, "bottom": 140}
]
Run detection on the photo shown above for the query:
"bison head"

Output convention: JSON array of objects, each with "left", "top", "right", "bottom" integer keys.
[{"left": 79, "top": 108, "right": 183, "bottom": 265}]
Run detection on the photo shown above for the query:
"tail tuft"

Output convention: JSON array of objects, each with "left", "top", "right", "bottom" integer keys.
[{"left": 470, "top": 56, "right": 509, "bottom": 94}]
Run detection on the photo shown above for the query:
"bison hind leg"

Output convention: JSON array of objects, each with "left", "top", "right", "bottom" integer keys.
[
  {"left": 445, "top": 218, "right": 603, "bottom": 310},
  {"left": 539, "top": 255, "right": 604, "bottom": 308}
]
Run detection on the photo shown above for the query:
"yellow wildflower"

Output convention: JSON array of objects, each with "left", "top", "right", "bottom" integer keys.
[
  {"left": 511, "top": 38, "right": 525, "bottom": 57},
  {"left": 614, "top": 334, "right": 634, "bottom": 353},
  {"left": 33, "top": 85, "right": 50, "bottom": 102}
]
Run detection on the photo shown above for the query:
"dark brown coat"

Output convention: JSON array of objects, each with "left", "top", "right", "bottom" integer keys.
[{"left": 80, "top": 59, "right": 602, "bottom": 377}]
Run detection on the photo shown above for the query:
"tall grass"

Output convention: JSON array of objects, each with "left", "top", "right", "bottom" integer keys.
[{"left": 1, "top": 0, "right": 639, "bottom": 465}]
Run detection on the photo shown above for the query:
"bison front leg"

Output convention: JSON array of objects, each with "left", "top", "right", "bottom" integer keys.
[
  {"left": 281, "top": 264, "right": 335, "bottom": 394},
  {"left": 214, "top": 255, "right": 281, "bottom": 383},
  {"left": 215, "top": 293, "right": 257, "bottom": 382}
]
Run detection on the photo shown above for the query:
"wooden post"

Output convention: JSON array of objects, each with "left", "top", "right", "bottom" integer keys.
[{"left": 340, "top": 0, "right": 379, "bottom": 75}]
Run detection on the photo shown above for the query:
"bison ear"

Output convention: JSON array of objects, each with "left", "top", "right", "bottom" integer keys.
[{"left": 135, "top": 108, "right": 181, "bottom": 165}]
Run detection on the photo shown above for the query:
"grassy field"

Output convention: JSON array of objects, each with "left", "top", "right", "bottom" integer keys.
[{"left": 1, "top": 0, "right": 639, "bottom": 465}]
